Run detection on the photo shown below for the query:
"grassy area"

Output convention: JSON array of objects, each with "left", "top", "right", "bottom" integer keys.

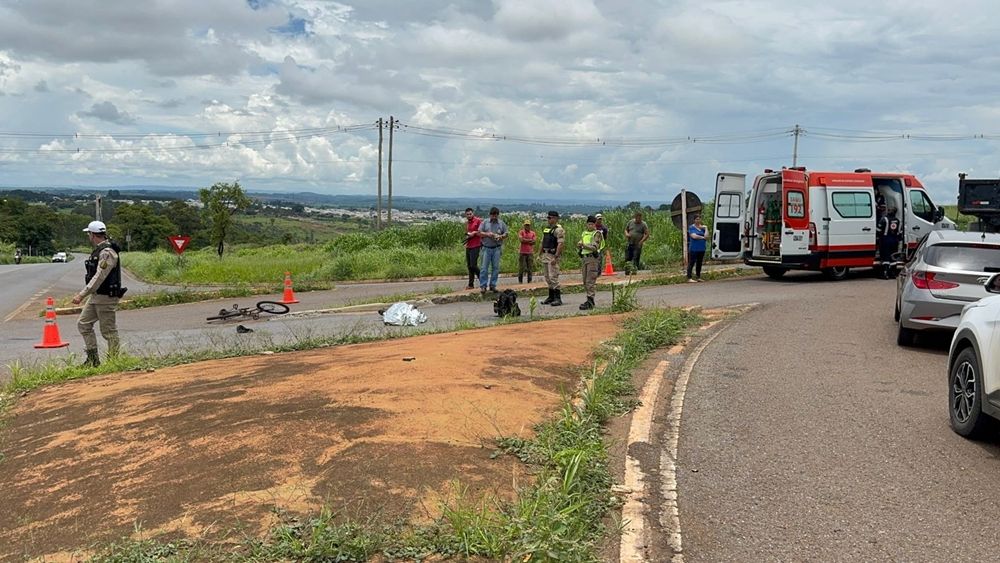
[
  {"left": 94, "top": 309, "right": 700, "bottom": 561},
  {"left": 123, "top": 209, "right": 692, "bottom": 285},
  {"left": 3, "top": 308, "right": 704, "bottom": 561},
  {"left": 941, "top": 205, "right": 976, "bottom": 231}
]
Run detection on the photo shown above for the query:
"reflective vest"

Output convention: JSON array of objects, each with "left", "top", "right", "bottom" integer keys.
[
  {"left": 542, "top": 224, "right": 562, "bottom": 252},
  {"left": 580, "top": 230, "right": 602, "bottom": 255}
]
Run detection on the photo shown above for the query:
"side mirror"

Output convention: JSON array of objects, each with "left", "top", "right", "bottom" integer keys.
[
  {"left": 986, "top": 273, "right": 1000, "bottom": 294},
  {"left": 933, "top": 208, "right": 945, "bottom": 223}
]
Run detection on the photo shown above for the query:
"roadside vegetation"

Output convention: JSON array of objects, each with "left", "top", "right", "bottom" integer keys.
[
  {"left": 123, "top": 207, "right": 711, "bottom": 285},
  {"left": 37, "top": 307, "right": 702, "bottom": 562}
]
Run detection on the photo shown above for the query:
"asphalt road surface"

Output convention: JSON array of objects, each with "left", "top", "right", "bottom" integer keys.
[{"left": 670, "top": 273, "right": 999, "bottom": 562}]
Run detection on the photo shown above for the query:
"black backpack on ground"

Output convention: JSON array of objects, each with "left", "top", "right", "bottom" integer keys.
[{"left": 494, "top": 289, "right": 521, "bottom": 317}]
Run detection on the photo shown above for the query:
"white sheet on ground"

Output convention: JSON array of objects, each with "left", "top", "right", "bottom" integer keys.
[{"left": 382, "top": 302, "right": 427, "bottom": 326}]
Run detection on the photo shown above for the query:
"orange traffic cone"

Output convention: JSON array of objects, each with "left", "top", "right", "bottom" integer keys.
[
  {"left": 281, "top": 271, "right": 300, "bottom": 304},
  {"left": 34, "top": 297, "right": 70, "bottom": 349},
  {"left": 603, "top": 253, "right": 615, "bottom": 276}
]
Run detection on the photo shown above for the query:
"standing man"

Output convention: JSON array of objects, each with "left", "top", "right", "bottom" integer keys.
[
  {"left": 687, "top": 214, "right": 707, "bottom": 282},
  {"left": 538, "top": 210, "right": 565, "bottom": 306},
  {"left": 478, "top": 207, "right": 508, "bottom": 293},
  {"left": 577, "top": 216, "right": 604, "bottom": 310},
  {"left": 878, "top": 206, "right": 901, "bottom": 279},
  {"left": 625, "top": 211, "right": 650, "bottom": 270},
  {"left": 518, "top": 219, "right": 537, "bottom": 284},
  {"left": 72, "top": 220, "right": 125, "bottom": 367},
  {"left": 463, "top": 208, "right": 482, "bottom": 290},
  {"left": 594, "top": 213, "right": 609, "bottom": 276}
]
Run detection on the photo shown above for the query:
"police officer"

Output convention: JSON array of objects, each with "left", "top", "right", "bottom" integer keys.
[
  {"left": 577, "top": 215, "right": 604, "bottom": 310},
  {"left": 877, "top": 207, "right": 901, "bottom": 279},
  {"left": 538, "top": 210, "right": 565, "bottom": 306},
  {"left": 71, "top": 220, "right": 125, "bottom": 367}
]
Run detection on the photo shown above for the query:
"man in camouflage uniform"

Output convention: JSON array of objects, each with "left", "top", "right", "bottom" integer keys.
[
  {"left": 538, "top": 210, "right": 565, "bottom": 306},
  {"left": 72, "top": 220, "right": 125, "bottom": 367}
]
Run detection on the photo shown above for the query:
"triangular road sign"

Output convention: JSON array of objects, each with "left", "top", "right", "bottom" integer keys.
[{"left": 167, "top": 235, "right": 192, "bottom": 254}]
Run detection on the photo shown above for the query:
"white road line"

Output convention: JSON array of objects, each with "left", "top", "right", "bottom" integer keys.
[
  {"left": 619, "top": 359, "right": 669, "bottom": 563},
  {"left": 659, "top": 324, "right": 729, "bottom": 563},
  {"left": 4, "top": 288, "right": 53, "bottom": 323}
]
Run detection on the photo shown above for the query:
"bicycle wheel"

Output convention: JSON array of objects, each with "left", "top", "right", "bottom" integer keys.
[{"left": 256, "top": 301, "right": 290, "bottom": 315}]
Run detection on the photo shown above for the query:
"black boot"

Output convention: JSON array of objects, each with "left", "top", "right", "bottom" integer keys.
[
  {"left": 579, "top": 296, "right": 594, "bottom": 310},
  {"left": 527, "top": 274, "right": 533, "bottom": 283},
  {"left": 541, "top": 288, "right": 554, "bottom": 305},
  {"left": 550, "top": 289, "right": 563, "bottom": 307},
  {"left": 81, "top": 349, "right": 100, "bottom": 368},
  {"left": 518, "top": 274, "right": 524, "bottom": 284}
]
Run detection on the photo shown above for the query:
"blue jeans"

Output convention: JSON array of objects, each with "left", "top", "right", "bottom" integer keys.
[{"left": 480, "top": 246, "right": 502, "bottom": 288}]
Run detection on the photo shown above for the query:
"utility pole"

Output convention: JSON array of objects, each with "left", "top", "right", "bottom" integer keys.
[
  {"left": 791, "top": 124, "right": 801, "bottom": 167},
  {"left": 377, "top": 117, "right": 384, "bottom": 229},
  {"left": 387, "top": 115, "right": 394, "bottom": 226},
  {"left": 95, "top": 194, "right": 103, "bottom": 221}
]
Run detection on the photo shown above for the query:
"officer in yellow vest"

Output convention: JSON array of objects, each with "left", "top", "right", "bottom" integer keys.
[{"left": 577, "top": 215, "right": 604, "bottom": 310}]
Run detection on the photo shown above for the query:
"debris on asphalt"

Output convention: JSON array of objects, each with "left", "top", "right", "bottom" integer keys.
[
  {"left": 402, "top": 356, "right": 416, "bottom": 361},
  {"left": 236, "top": 325, "right": 254, "bottom": 334}
]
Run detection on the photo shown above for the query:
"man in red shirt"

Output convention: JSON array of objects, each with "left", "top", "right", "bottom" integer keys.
[
  {"left": 518, "top": 219, "right": 537, "bottom": 284},
  {"left": 464, "top": 207, "right": 482, "bottom": 289}
]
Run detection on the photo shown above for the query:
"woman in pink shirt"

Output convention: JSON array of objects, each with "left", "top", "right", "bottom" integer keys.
[{"left": 518, "top": 219, "right": 537, "bottom": 284}]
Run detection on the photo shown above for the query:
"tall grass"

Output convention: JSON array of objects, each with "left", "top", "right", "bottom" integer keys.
[{"left": 123, "top": 209, "right": 693, "bottom": 285}]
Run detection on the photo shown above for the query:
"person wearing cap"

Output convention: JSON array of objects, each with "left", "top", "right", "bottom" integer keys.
[
  {"left": 538, "top": 211, "right": 565, "bottom": 306},
  {"left": 577, "top": 215, "right": 604, "bottom": 310},
  {"left": 517, "top": 218, "right": 537, "bottom": 284},
  {"left": 477, "top": 206, "right": 508, "bottom": 293},
  {"left": 594, "top": 213, "right": 609, "bottom": 276},
  {"left": 625, "top": 211, "right": 650, "bottom": 270},
  {"left": 71, "top": 220, "right": 125, "bottom": 367}
]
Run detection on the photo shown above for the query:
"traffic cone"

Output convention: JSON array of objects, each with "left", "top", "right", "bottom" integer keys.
[
  {"left": 603, "top": 253, "right": 615, "bottom": 276},
  {"left": 281, "top": 271, "right": 300, "bottom": 304},
  {"left": 34, "top": 297, "right": 70, "bottom": 349}
]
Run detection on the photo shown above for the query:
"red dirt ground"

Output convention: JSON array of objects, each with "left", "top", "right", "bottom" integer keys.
[{"left": 0, "top": 315, "right": 624, "bottom": 560}]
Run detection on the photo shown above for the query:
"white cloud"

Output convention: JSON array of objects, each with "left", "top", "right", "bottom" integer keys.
[{"left": 0, "top": 0, "right": 998, "bottom": 204}]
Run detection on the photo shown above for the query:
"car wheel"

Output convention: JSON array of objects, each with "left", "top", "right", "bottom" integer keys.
[
  {"left": 950, "top": 347, "right": 991, "bottom": 438},
  {"left": 823, "top": 266, "right": 849, "bottom": 281},
  {"left": 762, "top": 266, "right": 786, "bottom": 280},
  {"left": 897, "top": 323, "right": 916, "bottom": 347}
]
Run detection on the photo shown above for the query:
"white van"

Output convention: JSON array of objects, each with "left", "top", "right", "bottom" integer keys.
[{"left": 712, "top": 167, "right": 954, "bottom": 280}]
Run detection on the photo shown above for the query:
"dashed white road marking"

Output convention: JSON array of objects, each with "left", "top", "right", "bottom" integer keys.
[{"left": 3, "top": 288, "right": 50, "bottom": 323}]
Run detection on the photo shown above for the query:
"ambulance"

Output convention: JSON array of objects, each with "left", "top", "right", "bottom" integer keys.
[{"left": 711, "top": 167, "right": 954, "bottom": 280}]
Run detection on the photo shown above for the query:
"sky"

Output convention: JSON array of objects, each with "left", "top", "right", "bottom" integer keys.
[{"left": 1, "top": 0, "right": 999, "bottom": 205}]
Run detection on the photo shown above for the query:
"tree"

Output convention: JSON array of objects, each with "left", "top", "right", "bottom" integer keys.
[
  {"left": 160, "top": 200, "right": 203, "bottom": 238},
  {"left": 113, "top": 203, "right": 176, "bottom": 251},
  {"left": 199, "top": 181, "right": 253, "bottom": 258}
]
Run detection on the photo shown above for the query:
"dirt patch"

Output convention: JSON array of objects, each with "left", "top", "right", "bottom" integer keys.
[{"left": 0, "top": 315, "right": 623, "bottom": 560}]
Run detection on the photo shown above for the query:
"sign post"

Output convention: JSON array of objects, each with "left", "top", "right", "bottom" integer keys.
[{"left": 681, "top": 189, "right": 689, "bottom": 270}]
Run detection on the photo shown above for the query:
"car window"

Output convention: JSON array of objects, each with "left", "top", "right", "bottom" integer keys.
[
  {"left": 831, "top": 191, "right": 872, "bottom": 219},
  {"left": 909, "top": 190, "right": 935, "bottom": 222},
  {"left": 923, "top": 244, "right": 1000, "bottom": 271}
]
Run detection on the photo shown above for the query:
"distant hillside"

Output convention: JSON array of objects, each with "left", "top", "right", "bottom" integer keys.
[{"left": 1, "top": 186, "right": 661, "bottom": 214}]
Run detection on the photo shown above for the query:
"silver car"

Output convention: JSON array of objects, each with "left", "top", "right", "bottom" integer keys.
[{"left": 895, "top": 230, "right": 1000, "bottom": 346}]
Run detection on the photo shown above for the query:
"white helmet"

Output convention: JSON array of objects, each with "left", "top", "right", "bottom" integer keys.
[{"left": 83, "top": 220, "right": 107, "bottom": 233}]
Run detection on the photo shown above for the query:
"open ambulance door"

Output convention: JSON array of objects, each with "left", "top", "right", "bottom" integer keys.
[
  {"left": 780, "top": 169, "right": 811, "bottom": 259},
  {"left": 712, "top": 172, "right": 746, "bottom": 260}
]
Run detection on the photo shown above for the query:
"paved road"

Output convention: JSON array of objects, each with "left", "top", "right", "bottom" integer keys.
[{"left": 661, "top": 274, "right": 1000, "bottom": 562}]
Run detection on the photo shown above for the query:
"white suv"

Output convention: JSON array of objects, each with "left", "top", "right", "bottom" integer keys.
[
  {"left": 948, "top": 273, "right": 1000, "bottom": 437},
  {"left": 51, "top": 252, "right": 67, "bottom": 262}
]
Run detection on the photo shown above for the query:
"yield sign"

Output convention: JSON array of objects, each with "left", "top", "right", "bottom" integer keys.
[{"left": 168, "top": 235, "right": 192, "bottom": 254}]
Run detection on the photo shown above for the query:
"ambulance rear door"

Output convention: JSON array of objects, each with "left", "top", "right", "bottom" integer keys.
[
  {"left": 780, "top": 169, "right": 810, "bottom": 259},
  {"left": 712, "top": 172, "right": 746, "bottom": 260}
]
